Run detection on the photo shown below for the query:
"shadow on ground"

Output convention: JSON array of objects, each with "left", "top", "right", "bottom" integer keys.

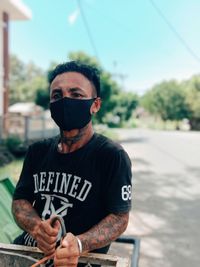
[
  {"left": 125, "top": 168, "right": 200, "bottom": 267},
  {"left": 119, "top": 137, "right": 148, "bottom": 144}
]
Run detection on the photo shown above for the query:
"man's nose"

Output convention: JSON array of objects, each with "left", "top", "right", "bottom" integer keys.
[{"left": 62, "top": 89, "right": 71, "bottom": 98}]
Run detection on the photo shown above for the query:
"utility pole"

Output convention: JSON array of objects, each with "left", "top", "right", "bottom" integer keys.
[
  {"left": 3, "top": 12, "right": 9, "bottom": 136},
  {"left": 0, "top": 12, "right": 9, "bottom": 140}
]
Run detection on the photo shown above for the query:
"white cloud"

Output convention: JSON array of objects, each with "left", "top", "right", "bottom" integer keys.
[{"left": 68, "top": 9, "right": 80, "bottom": 25}]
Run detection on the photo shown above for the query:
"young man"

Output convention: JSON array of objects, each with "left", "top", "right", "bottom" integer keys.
[{"left": 12, "top": 61, "right": 132, "bottom": 267}]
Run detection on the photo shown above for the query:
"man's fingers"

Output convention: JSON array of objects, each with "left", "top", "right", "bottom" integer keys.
[
  {"left": 61, "top": 233, "right": 76, "bottom": 248},
  {"left": 53, "top": 220, "right": 61, "bottom": 231},
  {"left": 38, "top": 244, "right": 55, "bottom": 256},
  {"left": 54, "top": 233, "right": 80, "bottom": 267},
  {"left": 40, "top": 219, "right": 60, "bottom": 236},
  {"left": 38, "top": 238, "right": 56, "bottom": 250},
  {"left": 54, "top": 255, "right": 78, "bottom": 264},
  {"left": 54, "top": 250, "right": 79, "bottom": 266},
  {"left": 37, "top": 228, "right": 58, "bottom": 244},
  {"left": 34, "top": 217, "right": 62, "bottom": 255},
  {"left": 37, "top": 238, "right": 56, "bottom": 254},
  {"left": 57, "top": 233, "right": 79, "bottom": 256}
]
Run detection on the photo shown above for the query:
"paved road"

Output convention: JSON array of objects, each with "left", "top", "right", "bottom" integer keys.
[{"left": 114, "top": 129, "right": 200, "bottom": 267}]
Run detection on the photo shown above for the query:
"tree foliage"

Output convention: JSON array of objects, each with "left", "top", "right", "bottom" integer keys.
[
  {"left": 103, "top": 92, "right": 138, "bottom": 126},
  {"left": 68, "top": 51, "right": 116, "bottom": 123},
  {"left": 10, "top": 52, "right": 138, "bottom": 126},
  {"left": 142, "top": 80, "right": 189, "bottom": 121},
  {"left": 182, "top": 75, "right": 200, "bottom": 130},
  {"left": 142, "top": 77, "right": 200, "bottom": 130},
  {"left": 10, "top": 55, "right": 47, "bottom": 104},
  {"left": 35, "top": 88, "right": 49, "bottom": 110},
  {"left": 68, "top": 51, "right": 138, "bottom": 125}
]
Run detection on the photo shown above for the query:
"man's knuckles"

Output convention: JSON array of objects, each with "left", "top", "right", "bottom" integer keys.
[
  {"left": 41, "top": 223, "right": 59, "bottom": 236},
  {"left": 38, "top": 238, "right": 56, "bottom": 251},
  {"left": 56, "top": 247, "right": 79, "bottom": 259},
  {"left": 62, "top": 233, "right": 78, "bottom": 247},
  {"left": 37, "top": 233, "right": 57, "bottom": 245},
  {"left": 54, "top": 258, "right": 78, "bottom": 267},
  {"left": 54, "top": 253, "right": 79, "bottom": 265}
]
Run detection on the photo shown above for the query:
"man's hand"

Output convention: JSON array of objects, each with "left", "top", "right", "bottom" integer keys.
[
  {"left": 33, "top": 218, "right": 60, "bottom": 255},
  {"left": 54, "top": 233, "right": 80, "bottom": 267}
]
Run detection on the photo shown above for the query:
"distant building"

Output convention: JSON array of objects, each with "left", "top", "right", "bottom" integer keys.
[
  {"left": 8, "top": 102, "right": 42, "bottom": 116},
  {"left": 0, "top": 0, "right": 32, "bottom": 138},
  {"left": 8, "top": 102, "right": 43, "bottom": 136}
]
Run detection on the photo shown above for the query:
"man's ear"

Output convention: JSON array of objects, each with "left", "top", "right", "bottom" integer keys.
[{"left": 90, "top": 98, "right": 101, "bottom": 114}]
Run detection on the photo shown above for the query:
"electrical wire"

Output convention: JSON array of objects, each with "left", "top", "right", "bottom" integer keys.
[
  {"left": 76, "top": 0, "right": 99, "bottom": 61},
  {"left": 149, "top": 0, "right": 200, "bottom": 64}
]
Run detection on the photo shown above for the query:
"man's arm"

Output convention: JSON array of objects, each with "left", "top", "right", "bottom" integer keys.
[
  {"left": 78, "top": 212, "right": 129, "bottom": 252},
  {"left": 54, "top": 212, "right": 129, "bottom": 267},
  {"left": 12, "top": 199, "right": 59, "bottom": 255},
  {"left": 12, "top": 199, "right": 41, "bottom": 236}
]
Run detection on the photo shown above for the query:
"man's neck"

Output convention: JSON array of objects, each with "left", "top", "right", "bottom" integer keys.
[{"left": 58, "top": 123, "right": 94, "bottom": 153}]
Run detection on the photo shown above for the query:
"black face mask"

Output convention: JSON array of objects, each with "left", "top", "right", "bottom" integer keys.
[{"left": 50, "top": 97, "right": 95, "bottom": 131}]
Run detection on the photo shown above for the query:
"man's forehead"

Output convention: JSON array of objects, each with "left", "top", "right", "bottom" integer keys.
[{"left": 50, "top": 71, "right": 92, "bottom": 89}]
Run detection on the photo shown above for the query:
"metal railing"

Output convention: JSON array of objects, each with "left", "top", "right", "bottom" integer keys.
[
  {"left": 0, "top": 243, "right": 131, "bottom": 267},
  {"left": 115, "top": 236, "right": 140, "bottom": 267}
]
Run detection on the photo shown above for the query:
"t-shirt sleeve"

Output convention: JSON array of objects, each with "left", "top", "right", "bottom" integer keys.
[
  {"left": 104, "top": 149, "right": 132, "bottom": 213},
  {"left": 13, "top": 145, "right": 35, "bottom": 203}
]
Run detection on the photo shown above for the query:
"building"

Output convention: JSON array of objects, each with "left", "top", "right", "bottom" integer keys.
[{"left": 0, "top": 0, "right": 32, "bottom": 138}]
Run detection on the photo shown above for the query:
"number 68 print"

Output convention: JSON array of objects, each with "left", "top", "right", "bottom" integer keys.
[{"left": 121, "top": 185, "right": 132, "bottom": 201}]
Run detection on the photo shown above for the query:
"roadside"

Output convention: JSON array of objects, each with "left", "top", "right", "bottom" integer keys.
[{"left": 116, "top": 128, "right": 200, "bottom": 267}]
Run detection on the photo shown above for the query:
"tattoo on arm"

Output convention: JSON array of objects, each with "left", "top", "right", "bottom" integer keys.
[
  {"left": 12, "top": 199, "right": 41, "bottom": 237},
  {"left": 78, "top": 212, "right": 129, "bottom": 252}
]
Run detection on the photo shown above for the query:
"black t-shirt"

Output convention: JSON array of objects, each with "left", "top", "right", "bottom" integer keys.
[{"left": 13, "top": 133, "right": 132, "bottom": 266}]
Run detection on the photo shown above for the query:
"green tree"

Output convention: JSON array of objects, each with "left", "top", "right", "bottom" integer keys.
[
  {"left": 104, "top": 92, "right": 138, "bottom": 127},
  {"left": 182, "top": 75, "right": 200, "bottom": 130},
  {"left": 68, "top": 51, "right": 121, "bottom": 123},
  {"left": 35, "top": 88, "right": 49, "bottom": 110},
  {"left": 10, "top": 55, "right": 47, "bottom": 104},
  {"left": 142, "top": 80, "right": 189, "bottom": 121},
  {"left": 34, "top": 51, "right": 138, "bottom": 126}
]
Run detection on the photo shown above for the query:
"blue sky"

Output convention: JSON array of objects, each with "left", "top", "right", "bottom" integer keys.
[{"left": 10, "top": 0, "right": 200, "bottom": 94}]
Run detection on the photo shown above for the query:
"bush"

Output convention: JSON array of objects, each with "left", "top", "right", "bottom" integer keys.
[
  {"left": 0, "top": 147, "right": 14, "bottom": 167},
  {"left": 5, "top": 135, "right": 27, "bottom": 158}
]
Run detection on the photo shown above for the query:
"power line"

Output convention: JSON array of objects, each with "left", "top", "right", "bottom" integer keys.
[
  {"left": 149, "top": 0, "right": 200, "bottom": 64},
  {"left": 76, "top": 0, "right": 99, "bottom": 60}
]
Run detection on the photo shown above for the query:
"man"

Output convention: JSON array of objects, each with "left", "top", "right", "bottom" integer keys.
[{"left": 12, "top": 61, "right": 132, "bottom": 267}]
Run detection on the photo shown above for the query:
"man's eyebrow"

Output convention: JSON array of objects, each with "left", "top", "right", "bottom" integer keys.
[
  {"left": 68, "top": 87, "right": 84, "bottom": 92},
  {"left": 51, "top": 88, "right": 62, "bottom": 92},
  {"left": 50, "top": 88, "right": 62, "bottom": 95}
]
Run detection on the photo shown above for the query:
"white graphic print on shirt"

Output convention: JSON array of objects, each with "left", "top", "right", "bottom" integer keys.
[{"left": 24, "top": 171, "right": 92, "bottom": 246}]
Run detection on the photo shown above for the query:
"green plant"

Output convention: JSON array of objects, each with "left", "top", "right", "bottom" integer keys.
[{"left": 5, "top": 135, "right": 27, "bottom": 158}]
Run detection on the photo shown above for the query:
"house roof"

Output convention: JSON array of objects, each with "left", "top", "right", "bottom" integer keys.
[
  {"left": 8, "top": 102, "right": 42, "bottom": 115},
  {"left": 0, "top": 0, "right": 32, "bottom": 20}
]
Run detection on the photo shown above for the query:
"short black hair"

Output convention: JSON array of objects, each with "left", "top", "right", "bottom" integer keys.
[{"left": 48, "top": 61, "right": 101, "bottom": 97}]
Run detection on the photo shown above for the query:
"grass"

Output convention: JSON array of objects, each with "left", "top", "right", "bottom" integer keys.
[{"left": 0, "top": 158, "right": 24, "bottom": 183}]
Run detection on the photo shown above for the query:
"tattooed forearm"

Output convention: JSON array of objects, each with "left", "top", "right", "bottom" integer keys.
[
  {"left": 78, "top": 212, "right": 129, "bottom": 252},
  {"left": 12, "top": 199, "right": 41, "bottom": 238}
]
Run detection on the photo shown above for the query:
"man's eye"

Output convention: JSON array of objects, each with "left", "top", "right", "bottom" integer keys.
[
  {"left": 52, "top": 93, "right": 62, "bottom": 100},
  {"left": 72, "top": 93, "right": 83, "bottom": 98}
]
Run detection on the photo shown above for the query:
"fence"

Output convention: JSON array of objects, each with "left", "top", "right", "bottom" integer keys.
[{"left": 6, "top": 113, "right": 59, "bottom": 142}]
